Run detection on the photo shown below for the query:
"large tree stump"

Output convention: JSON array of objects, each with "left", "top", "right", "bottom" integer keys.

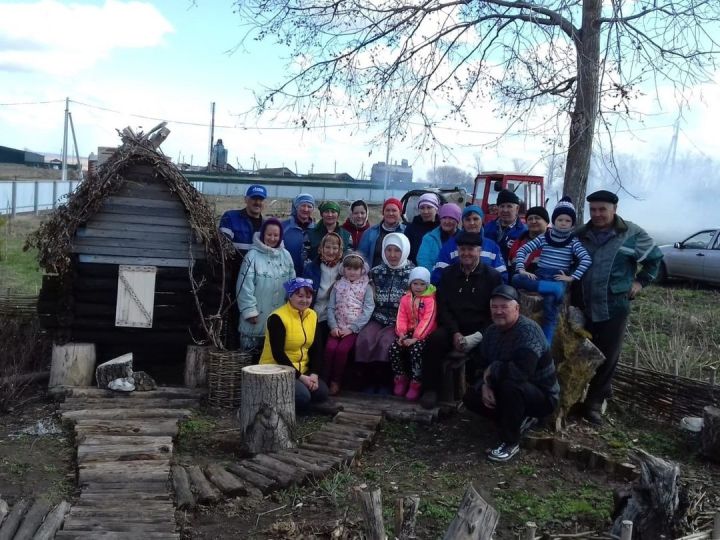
[
  {"left": 185, "top": 345, "right": 210, "bottom": 388},
  {"left": 701, "top": 406, "right": 720, "bottom": 463},
  {"left": 443, "top": 485, "right": 499, "bottom": 540},
  {"left": 95, "top": 353, "right": 133, "bottom": 389},
  {"left": 518, "top": 293, "right": 605, "bottom": 429},
  {"left": 238, "top": 365, "right": 296, "bottom": 454},
  {"left": 355, "top": 487, "right": 385, "bottom": 540},
  {"left": 49, "top": 343, "right": 96, "bottom": 388},
  {"left": 612, "top": 450, "right": 683, "bottom": 540}
]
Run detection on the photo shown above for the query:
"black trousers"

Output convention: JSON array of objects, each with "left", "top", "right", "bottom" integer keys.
[
  {"left": 421, "top": 327, "right": 454, "bottom": 391},
  {"left": 585, "top": 313, "right": 629, "bottom": 406},
  {"left": 464, "top": 379, "right": 555, "bottom": 445}
]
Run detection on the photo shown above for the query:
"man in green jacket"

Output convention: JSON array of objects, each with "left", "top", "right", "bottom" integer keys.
[{"left": 575, "top": 190, "right": 663, "bottom": 425}]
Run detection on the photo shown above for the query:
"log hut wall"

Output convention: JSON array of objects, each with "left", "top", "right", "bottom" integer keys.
[{"left": 37, "top": 162, "right": 223, "bottom": 376}]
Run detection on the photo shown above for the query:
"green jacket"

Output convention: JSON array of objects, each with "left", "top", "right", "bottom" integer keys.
[{"left": 576, "top": 215, "right": 663, "bottom": 322}]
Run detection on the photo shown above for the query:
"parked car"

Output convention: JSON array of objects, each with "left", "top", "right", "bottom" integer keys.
[{"left": 657, "top": 229, "right": 720, "bottom": 285}]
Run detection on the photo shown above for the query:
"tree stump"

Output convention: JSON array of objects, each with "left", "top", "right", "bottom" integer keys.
[
  {"left": 611, "top": 450, "right": 683, "bottom": 540},
  {"left": 95, "top": 353, "right": 133, "bottom": 389},
  {"left": 238, "top": 365, "right": 296, "bottom": 454},
  {"left": 701, "top": 405, "right": 720, "bottom": 463},
  {"left": 49, "top": 343, "right": 96, "bottom": 388},
  {"left": 443, "top": 485, "right": 499, "bottom": 540},
  {"left": 355, "top": 487, "right": 385, "bottom": 540},
  {"left": 185, "top": 345, "right": 210, "bottom": 388},
  {"left": 440, "top": 352, "right": 467, "bottom": 403}
]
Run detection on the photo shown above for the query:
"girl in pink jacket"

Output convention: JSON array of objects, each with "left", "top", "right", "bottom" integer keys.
[{"left": 389, "top": 266, "right": 437, "bottom": 401}]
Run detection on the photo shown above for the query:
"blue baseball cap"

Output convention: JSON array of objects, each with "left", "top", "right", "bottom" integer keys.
[{"left": 246, "top": 184, "right": 267, "bottom": 199}]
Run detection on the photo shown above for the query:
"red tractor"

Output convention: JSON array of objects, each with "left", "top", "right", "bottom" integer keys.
[{"left": 470, "top": 171, "right": 545, "bottom": 224}]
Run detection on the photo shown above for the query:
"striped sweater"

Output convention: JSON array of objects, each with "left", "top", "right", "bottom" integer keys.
[{"left": 515, "top": 232, "right": 592, "bottom": 280}]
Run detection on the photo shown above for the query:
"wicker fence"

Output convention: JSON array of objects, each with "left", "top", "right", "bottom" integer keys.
[
  {"left": 0, "top": 291, "right": 37, "bottom": 320},
  {"left": 613, "top": 362, "right": 720, "bottom": 422}
]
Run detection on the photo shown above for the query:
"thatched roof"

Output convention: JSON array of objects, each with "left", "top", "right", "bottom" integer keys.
[{"left": 26, "top": 128, "right": 233, "bottom": 275}]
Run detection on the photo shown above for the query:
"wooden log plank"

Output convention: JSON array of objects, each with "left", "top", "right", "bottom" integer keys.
[
  {"left": 33, "top": 501, "right": 71, "bottom": 540},
  {"left": 60, "top": 519, "right": 176, "bottom": 532},
  {"left": 268, "top": 451, "right": 328, "bottom": 476},
  {"left": 74, "top": 499, "right": 173, "bottom": 509},
  {"left": 240, "top": 460, "right": 297, "bottom": 489},
  {"left": 56, "top": 532, "right": 179, "bottom": 539},
  {"left": 0, "top": 498, "right": 7, "bottom": 529},
  {"left": 225, "top": 464, "right": 276, "bottom": 494},
  {"left": 185, "top": 465, "right": 221, "bottom": 504},
  {"left": 0, "top": 498, "right": 29, "bottom": 540},
  {"left": 101, "top": 203, "right": 186, "bottom": 217},
  {"left": 62, "top": 408, "right": 192, "bottom": 421},
  {"left": 77, "top": 442, "right": 173, "bottom": 463},
  {"left": 73, "top": 419, "right": 180, "bottom": 437},
  {"left": 250, "top": 454, "right": 308, "bottom": 483},
  {"left": 11, "top": 498, "right": 52, "bottom": 540},
  {"left": 88, "top": 213, "right": 190, "bottom": 227},
  {"left": 57, "top": 386, "right": 204, "bottom": 399},
  {"left": 68, "top": 507, "right": 173, "bottom": 519},
  {"left": 204, "top": 464, "right": 248, "bottom": 497},
  {"left": 77, "top": 435, "right": 173, "bottom": 446},
  {"left": 171, "top": 465, "right": 195, "bottom": 510},
  {"left": 78, "top": 460, "right": 171, "bottom": 484},
  {"left": 72, "top": 243, "right": 203, "bottom": 259},
  {"left": 333, "top": 411, "right": 383, "bottom": 429},
  {"left": 298, "top": 442, "right": 357, "bottom": 464},
  {"left": 79, "top": 488, "right": 169, "bottom": 499},
  {"left": 82, "top": 219, "right": 191, "bottom": 235},
  {"left": 322, "top": 423, "right": 376, "bottom": 442},
  {"left": 105, "top": 196, "right": 185, "bottom": 209},
  {"left": 287, "top": 447, "right": 344, "bottom": 468},
  {"left": 79, "top": 227, "right": 192, "bottom": 244},
  {"left": 61, "top": 398, "right": 198, "bottom": 411},
  {"left": 77, "top": 254, "right": 195, "bottom": 267},
  {"left": 305, "top": 431, "right": 364, "bottom": 452},
  {"left": 73, "top": 237, "right": 200, "bottom": 254}
]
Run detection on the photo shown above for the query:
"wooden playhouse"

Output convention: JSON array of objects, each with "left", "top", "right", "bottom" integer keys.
[{"left": 31, "top": 128, "right": 234, "bottom": 382}]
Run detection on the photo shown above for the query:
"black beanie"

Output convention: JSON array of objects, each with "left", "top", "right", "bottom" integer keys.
[
  {"left": 526, "top": 206, "right": 550, "bottom": 223},
  {"left": 497, "top": 189, "right": 520, "bottom": 205},
  {"left": 551, "top": 196, "right": 577, "bottom": 225}
]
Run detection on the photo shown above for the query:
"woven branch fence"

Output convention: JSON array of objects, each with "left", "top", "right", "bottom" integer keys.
[
  {"left": 0, "top": 291, "right": 37, "bottom": 320},
  {"left": 614, "top": 362, "right": 720, "bottom": 422}
]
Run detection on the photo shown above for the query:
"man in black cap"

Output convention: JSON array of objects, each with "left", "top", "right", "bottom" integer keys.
[
  {"left": 464, "top": 284, "right": 559, "bottom": 462},
  {"left": 574, "top": 190, "right": 663, "bottom": 425},
  {"left": 420, "top": 231, "right": 503, "bottom": 408},
  {"left": 484, "top": 189, "right": 528, "bottom": 263}
]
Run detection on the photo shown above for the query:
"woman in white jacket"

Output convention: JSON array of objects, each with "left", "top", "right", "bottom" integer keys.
[{"left": 237, "top": 217, "right": 295, "bottom": 354}]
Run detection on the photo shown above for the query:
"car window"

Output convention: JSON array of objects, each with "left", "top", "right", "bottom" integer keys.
[
  {"left": 713, "top": 232, "right": 720, "bottom": 250},
  {"left": 683, "top": 230, "right": 716, "bottom": 249}
]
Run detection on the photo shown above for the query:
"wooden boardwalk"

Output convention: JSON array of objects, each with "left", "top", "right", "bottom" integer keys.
[{"left": 57, "top": 386, "right": 202, "bottom": 540}]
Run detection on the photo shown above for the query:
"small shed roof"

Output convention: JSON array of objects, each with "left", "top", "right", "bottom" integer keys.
[{"left": 27, "top": 129, "right": 233, "bottom": 275}]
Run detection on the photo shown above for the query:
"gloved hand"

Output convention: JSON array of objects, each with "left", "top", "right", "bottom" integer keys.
[{"left": 463, "top": 331, "right": 483, "bottom": 351}]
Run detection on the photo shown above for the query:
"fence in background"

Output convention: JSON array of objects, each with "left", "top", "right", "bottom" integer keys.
[{"left": 0, "top": 179, "right": 80, "bottom": 216}]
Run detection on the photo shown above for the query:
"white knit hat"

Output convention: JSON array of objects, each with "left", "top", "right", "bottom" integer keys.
[{"left": 408, "top": 266, "right": 431, "bottom": 285}]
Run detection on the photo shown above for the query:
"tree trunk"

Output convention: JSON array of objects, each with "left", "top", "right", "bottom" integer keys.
[
  {"left": 49, "top": 343, "right": 96, "bottom": 388},
  {"left": 32, "top": 501, "right": 71, "bottom": 540},
  {"left": 395, "top": 495, "right": 420, "bottom": 540},
  {"left": 185, "top": 345, "right": 210, "bottom": 388},
  {"left": 355, "top": 488, "right": 386, "bottom": 540},
  {"left": 563, "top": 0, "right": 602, "bottom": 222},
  {"left": 0, "top": 499, "right": 29, "bottom": 540},
  {"left": 443, "top": 485, "right": 499, "bottom": 540},
  {"left": 238, "top": 365, "right": 296, "bottom": 454},
  {"left": 95, "top": 353, "right": 133, "bottom": 389},
  {"left": 701, "top": 405, "right": 720, "bottom": 463}
]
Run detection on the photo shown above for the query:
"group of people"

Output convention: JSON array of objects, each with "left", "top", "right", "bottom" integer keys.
[{"left": 219, "top": 184, "right": 663, "bottom": 462}]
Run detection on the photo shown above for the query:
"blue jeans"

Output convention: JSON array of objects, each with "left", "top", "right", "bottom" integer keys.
[
  {"left": 295, "top": 377, "right": 329, "bottom": 410},
  {"left": 512, "top": 268, "right": 566, "bottom": 344}
]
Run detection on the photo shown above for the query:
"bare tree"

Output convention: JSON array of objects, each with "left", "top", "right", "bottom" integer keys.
[
  {"left": 427, "top": 165, "right": 473, "bottom": 186},
  {"left": 233, "top": 0, "right": 720, "bottom": 218}
]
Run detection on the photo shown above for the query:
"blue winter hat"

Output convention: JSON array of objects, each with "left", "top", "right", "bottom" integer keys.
[
  {"left": 293, "top": 193, "right": 315, "bottom": 209},
  {"left": 284, "top": 277, "right": 314, "bottom": 296},
  {"left": 245, "top": 184, "right": 267, "bottom": 199},
  {"left": 552, "top": 196, "right": 577, "bottom": 225},
  {"left": 462, "top": 205, "right": 484, "bottom": 220}
]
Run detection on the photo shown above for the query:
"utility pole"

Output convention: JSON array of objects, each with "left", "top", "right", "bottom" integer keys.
[
  {"left": 61, "top": 97, "right": 69, "bottom": 183},
  {"left": 383, "top": 117, "right": 391, "bottom": 199},
  {"left": 68, "top": 111, "right": 84, "bottom": 181},
  {"left": 208, "top": 102, "right": 216, "bottom": 168}
]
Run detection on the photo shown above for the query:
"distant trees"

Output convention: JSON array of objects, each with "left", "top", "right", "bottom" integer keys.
[
  {"left": 234, "top": 0, "right": 720, "bottom": 219},
  {"left": 426, "top": 165, "right": 474, "bottom": 187}
]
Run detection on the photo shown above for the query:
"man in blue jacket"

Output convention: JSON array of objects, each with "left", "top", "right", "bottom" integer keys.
[
  {"left": 574, "top": 190, "right": 663, "bottom": 425},
  {"left": 219, "top": 184, "right": 267, "bottom": 256},
  {"left": 484, "top": 189, "right": 528, "bottom": 264},
  {"left": 431, "top": 205, "right": 508, "bottom": 284}
]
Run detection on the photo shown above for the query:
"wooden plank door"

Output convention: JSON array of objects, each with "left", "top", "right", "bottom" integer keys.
[{"left": 115, "top": 265, "right": 157, "bottom": 328}]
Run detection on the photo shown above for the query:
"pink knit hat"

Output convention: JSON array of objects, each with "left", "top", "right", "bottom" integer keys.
[{"left": 438, "top": 203, "right": 462, "bottom": 223}]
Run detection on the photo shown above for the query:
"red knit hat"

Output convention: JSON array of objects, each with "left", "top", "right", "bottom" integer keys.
[{"left": 383, "top": 198, "right": 402, "bottom": 212}]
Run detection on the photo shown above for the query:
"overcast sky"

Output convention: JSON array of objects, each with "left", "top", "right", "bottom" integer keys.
[{"left": 2, "top": 0, "right": 720, "bottom": 184}]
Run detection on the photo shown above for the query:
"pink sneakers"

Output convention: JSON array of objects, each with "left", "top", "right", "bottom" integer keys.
[
  {"left": 393, "top": 375, "right": 409, "bottom": 397},
  {"left": 405, "top": 380, "right": 422, "bottom": 401}
]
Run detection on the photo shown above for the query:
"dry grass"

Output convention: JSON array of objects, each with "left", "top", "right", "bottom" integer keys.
[{"left": 0, "top": 164, "right": 63, "bottom": 180}]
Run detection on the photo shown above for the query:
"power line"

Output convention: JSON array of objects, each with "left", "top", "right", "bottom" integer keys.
[{"left": 0, "top": 99, "right": 65, "bottom": 106}]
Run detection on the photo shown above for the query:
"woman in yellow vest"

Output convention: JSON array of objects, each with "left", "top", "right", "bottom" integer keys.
[{"left": 259, "top": 277, "right": 329, "bottom": 408}]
